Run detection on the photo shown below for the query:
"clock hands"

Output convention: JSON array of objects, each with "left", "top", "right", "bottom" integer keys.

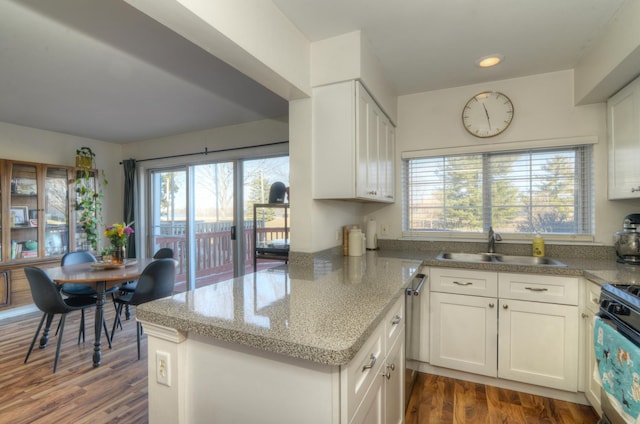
[{"left": 482, "top": 103, "right": 491, "bottom": 130}]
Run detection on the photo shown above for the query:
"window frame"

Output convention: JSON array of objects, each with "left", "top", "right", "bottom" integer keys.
[{"left": 402, "top": 144, "right": 594, "bottom": 243}]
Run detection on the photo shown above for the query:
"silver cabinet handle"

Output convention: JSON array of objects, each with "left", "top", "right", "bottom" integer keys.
[
  {"left": 632, "top": 186, "right": 640, "bottom": 193},
  {"left": 391, "top": 315, "right": 402, "bottom": 325},
  {"left": 525, "top": 287, "right": 548, "bottom": 292},
  {"left": 362, "top": 354, "right": 377, "bottom": 372},
  {"left": 383, "top": 363, "right": 395, "bottom": 380},
  {"left": 582, "top": 313, "right": 589, "bottom": 318},
  {"left": 453, "top": 281, "right": 472, "bottom": 286}
]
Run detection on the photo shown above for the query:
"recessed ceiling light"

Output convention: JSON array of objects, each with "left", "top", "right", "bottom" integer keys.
[{"left": 476, "top": 54, "right": 504, "bottom": 68}]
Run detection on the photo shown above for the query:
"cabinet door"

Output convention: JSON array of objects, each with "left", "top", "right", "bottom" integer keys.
[
  {"left": 380, "top": 123, "right": 395, "bottom": 202},
  {"left": 350, "top": 369, "right": 384, "bottom": 424},
  {"left": 356, "top": 84, "right": 379, "bottom": 200},
  {"left": 498, "top": 299, "right": 579, "bottom": 391},
  {"left": 584, "top": 282, "right": 602, "bottom": 414},
  {"left": 8, "top": 162, "right": 40, "bottom": 260},
  {"left": 430, "top": 292, "right": 498, "bottom": 377},
  {"left": 44, "top": 166, "right": 70, "bottom": 257},
  {"left": 608, "top": 77, "right": 640, "bottom": 199},
  {"left": 385, "top": 334, "right": 405, "bottom": 424}
]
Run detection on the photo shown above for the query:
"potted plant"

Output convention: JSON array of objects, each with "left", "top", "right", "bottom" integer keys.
[
  {"left": 75, "top": 152, "right": 108, "bottom": 251},
  {"left": 75, "top": 146, "right": 95, "bottom": 169}
]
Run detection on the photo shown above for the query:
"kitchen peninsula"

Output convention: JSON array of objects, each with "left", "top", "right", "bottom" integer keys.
[{"left": 137, "top": 251, "right": 421, "bottom": 424}]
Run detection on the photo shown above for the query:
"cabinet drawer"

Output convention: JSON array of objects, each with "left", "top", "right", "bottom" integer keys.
[
  {"left": 585, "top": 281, "right": 602, "bottom": 314},
  {"left": 498, "top": 273, "right": 579, "bottom": 305},
  {"left": 341, "top": 320, "right": 385, "bottom": 422},
  {"left": 384, "top": 296, "right": 404, "bottom": 349},
  {"left": 430, "top": 267, "right": 498, "bottom": 297}
]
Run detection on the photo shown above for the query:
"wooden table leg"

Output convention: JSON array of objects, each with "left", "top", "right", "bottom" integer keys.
[{"left": 93, "top": 281, "right": 106, "bottom": 367}]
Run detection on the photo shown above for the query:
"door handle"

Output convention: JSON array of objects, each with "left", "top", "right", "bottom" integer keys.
[{"left": 230, "top": 225, "right": 236, "bottom": 241}]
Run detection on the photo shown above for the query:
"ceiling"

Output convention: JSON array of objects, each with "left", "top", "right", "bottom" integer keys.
[{"left": 0, "top": 0, "right": 627, "bottom": 144}]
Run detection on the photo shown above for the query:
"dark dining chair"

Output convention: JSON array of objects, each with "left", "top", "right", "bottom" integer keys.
[
  {"left": 111, "top": 259, "right": 176, "bottom": 359},
  {"left": 119, "top": 248, "right": 174, "bottom": 320},
  {"left": 24, "top": 266, "right": 109, "bottom": 373},
  {"left": 59, "top": 250, "right": 120, "bottom": 339}
]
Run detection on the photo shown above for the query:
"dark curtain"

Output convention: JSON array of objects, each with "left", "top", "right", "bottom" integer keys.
[{"left": 123, "top": 159, "right": 137, "bottom": 258}]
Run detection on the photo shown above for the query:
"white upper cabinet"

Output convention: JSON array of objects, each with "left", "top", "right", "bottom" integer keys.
[
  {"left": 608, "top": 75, "right": 640, "bottom": 199},
  {"left": 313, "top": 80, "right": 395, "bottom": 203}
]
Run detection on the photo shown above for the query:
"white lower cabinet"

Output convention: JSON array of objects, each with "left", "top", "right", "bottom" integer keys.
[
  {"left": 429, "top": 267, "right": 580, "bottom": 392},
  {"left": 497, "top": 298, "right": 579, "bottom": 391},
  {"left": 384, "top": 335, "right": 405, "bottom": 424},
  {"left": 345, "top": 296, "right": 405, "bottom": 424},
  {"left": 430, "top": 291, "right": 497, "bottom": 377},
  {"left": 583, "top": 281, "right": 602, "bottom": 414}
]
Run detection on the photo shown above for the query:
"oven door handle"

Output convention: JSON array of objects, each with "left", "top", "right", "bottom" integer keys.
[{"left": 412, "top": 273, "right": 427, "bottom": 296}]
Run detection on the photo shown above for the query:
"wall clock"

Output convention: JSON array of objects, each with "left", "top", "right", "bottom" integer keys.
[{"left": 462, "top": 91, "right": 514, "bottom": 138}]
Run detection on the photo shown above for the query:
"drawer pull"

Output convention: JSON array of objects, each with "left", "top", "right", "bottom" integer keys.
[
  {"left": 525, "top": 287, "right": 548, "bottom": 292},
  {"left": 391, "top": 315, "right": 402, "bottom": 325},
  {"left": 453, "top": 281, "right": 472, "bottom": 286},
  {"left": 362, "top": 354, "right": 377, "bottom": 372}
]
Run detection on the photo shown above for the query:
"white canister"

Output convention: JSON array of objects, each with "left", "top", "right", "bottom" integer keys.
[{"left": 348, "top": 228, "right": 363, "bottom": 256}]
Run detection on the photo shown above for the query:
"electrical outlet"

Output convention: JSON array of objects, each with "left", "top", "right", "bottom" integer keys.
[
  {"left": 156, "top": 351, "right": 171, "bottom": 387},
  {"left": 381, "top": 224, "right": 389, "bottom": 235},
  {"left": 335, "top": 230, "right": 340, "bottom": 241}
]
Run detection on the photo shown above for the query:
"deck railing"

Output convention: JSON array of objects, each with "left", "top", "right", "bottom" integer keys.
[{"left": 154, "top": 225, "right": 287, "bottom": 283}]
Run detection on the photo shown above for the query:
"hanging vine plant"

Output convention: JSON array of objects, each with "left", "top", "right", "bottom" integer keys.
[{"left": 74, "top": 147, "right": 108, "bottom": 251}]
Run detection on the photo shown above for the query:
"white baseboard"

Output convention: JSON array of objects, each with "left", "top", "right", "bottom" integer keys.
[{"left": 0, "top": 304, "right": 38, "bottom": 320}]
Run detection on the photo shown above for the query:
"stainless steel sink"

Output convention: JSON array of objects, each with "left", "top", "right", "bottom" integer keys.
[
  {"left": 436, "top": 252, "right": 566, "bottom": 267},
  {"left": 435, "top": 252, "right": 494, "bottom": 262},
  {"left": 492, "top": 254, "right": 566, "bottom": 267}
]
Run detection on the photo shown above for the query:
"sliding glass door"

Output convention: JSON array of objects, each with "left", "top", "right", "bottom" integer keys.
[{"left": 148, "top": 155, "right": 288, "bottom": 292}]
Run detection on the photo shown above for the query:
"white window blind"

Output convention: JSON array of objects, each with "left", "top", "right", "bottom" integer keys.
[{"left": 403, "top": 145, "right": 593, "bottom": 235}]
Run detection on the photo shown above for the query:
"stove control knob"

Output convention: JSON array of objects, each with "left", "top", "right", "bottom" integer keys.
[{"left": 607, "top": 302, "right": 631, "bottom": 316}]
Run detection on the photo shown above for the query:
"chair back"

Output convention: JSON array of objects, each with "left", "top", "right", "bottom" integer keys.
[
  {"left": 24, "top": 267, "right": 75, "bottom": 315},
  {"left": 153, "top": 248, "right": 174, "bottom": 259},
  {"left": 130, "top": 259, "right": 176, "bottom": 306},
  {"left": 61, "top": 251, "right": 97, "bottom": 266}
]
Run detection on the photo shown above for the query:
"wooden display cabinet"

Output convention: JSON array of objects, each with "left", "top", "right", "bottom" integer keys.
[{"left": 0, "top": 159, "right": 95, "bottom": 311}]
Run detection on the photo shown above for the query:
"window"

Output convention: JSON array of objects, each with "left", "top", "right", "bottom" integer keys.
[{"left": 404, "top": 145, "right": 593, "bottom": 237}]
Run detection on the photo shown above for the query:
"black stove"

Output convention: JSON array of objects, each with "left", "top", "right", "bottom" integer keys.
[{"left": 599, "top": 284, "right": 640, "bottom": 347}]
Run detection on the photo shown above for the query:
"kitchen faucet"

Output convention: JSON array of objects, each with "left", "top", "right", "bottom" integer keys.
[{"left": 487, "top": 226, "right": 502, "bottom": 253}]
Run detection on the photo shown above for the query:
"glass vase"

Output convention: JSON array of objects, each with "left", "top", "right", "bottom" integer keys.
[{"left": 113, "top": 245, "right": 126, "bottom": 264}]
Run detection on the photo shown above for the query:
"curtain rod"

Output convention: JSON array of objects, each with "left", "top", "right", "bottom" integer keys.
[{"left": 119, "top": 140, "right": 289, "bottom": 165}]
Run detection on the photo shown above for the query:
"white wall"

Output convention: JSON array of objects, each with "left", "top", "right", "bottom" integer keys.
[
  {"left": 365, "top": 70, "right": 640, "bottom": 246},
  {"left": 0, "top": 121, "right": 123, "bottom": 235}
]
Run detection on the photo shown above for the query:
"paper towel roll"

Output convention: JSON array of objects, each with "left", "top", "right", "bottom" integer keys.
[{"left": 366, "top": 220, "right": 377, "bottom": 250}]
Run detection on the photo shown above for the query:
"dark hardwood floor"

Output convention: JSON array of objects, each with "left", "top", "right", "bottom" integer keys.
[
  {"left": 1, "top": 308, "right": 601, "bottom": 424},
  {"left": 0, "top": 307, "right": 148, "bottom": 424},
  {"left": 405, "top": 372, "right": 600, "bottom": 424}
]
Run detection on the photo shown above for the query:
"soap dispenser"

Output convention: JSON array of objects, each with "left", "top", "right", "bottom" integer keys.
[{"left": 532, "top": 233, "right": 545, "bottom": 257}]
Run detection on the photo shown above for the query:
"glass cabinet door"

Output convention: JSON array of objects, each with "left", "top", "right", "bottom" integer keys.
[
  {"left": 45, "top": 167, "right": 69, "bottom": 257},
  {"left": 9, "top": 163, "right": 39, "bottom": 260}
]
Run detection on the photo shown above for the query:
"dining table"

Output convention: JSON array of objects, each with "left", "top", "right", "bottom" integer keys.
[{"left": 46, "top": 257, "right": 155, "bottom": 367}]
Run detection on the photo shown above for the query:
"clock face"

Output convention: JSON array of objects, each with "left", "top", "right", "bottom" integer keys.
[{"left": 462, "top": 91, "right": 514, "bottom": 138}]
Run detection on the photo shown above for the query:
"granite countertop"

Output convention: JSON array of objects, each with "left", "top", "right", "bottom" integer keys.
[
  {"left": 137, "top": 247, "right": 640, "bottom": 366},
  {"left": 137, "top": 252, "right": 422, "bottom": 366}
]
